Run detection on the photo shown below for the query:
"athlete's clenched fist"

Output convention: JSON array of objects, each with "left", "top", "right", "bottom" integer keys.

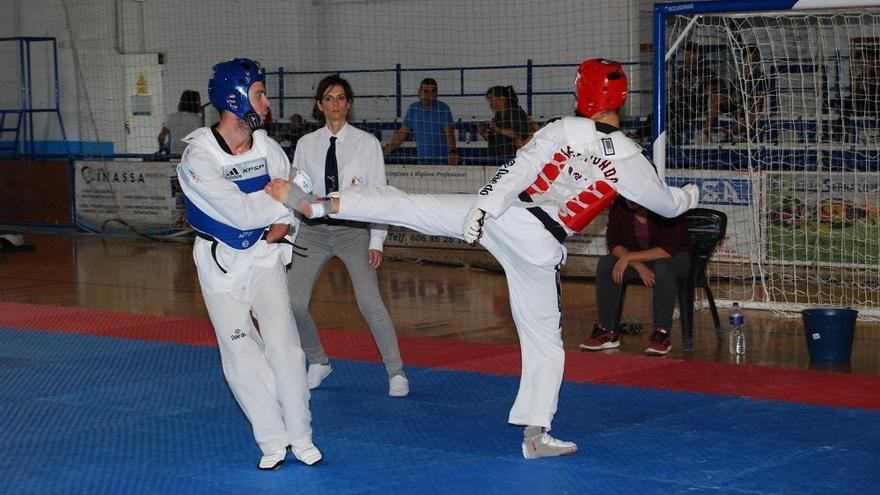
[{"left": 462, "top": 208, "right": 486, "bottom": 245}]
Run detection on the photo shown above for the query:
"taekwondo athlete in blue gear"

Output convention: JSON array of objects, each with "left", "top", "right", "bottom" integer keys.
[{"left": 177, "top": 57, "right": 322, "bottom": 471}]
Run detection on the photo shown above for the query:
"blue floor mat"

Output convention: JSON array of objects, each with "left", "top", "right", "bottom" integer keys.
[{"left": 1, "top": 327, "right": 878, "bottom": 495}]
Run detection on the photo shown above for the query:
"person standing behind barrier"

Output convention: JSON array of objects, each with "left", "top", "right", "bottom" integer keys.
[
  {"left": 289, "top": 74, "right": 409, "bottom": 397},
  {"left": 479, "top": 85, "right": 535, "bottom": 162},
  {"left": 158, "top": 90, "right": 202, "bottom": 154},
  {"left": 579, "top": 197, "right": 691, "bottom": 355},
  {"left": 383, "top": 78, "right": 458, "bottom": 165},
  {"left": 177, "top": 58, "right": 321, "bottom": 470}
]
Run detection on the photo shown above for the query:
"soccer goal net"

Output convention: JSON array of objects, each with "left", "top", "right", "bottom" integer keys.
[{"left": 655, "top": 1, "right": 880, "bottom": 317}]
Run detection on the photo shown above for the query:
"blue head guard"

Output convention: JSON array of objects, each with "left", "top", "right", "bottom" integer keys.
[{"left": 208, "top": 58, "right": 265, "bottom": 130}]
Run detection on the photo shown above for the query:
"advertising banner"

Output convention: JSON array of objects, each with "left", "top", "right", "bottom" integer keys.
[
  {"left": 74, "top": 160, "right": 184, "bottom": 233},
  {"left": 765, "top": 171, "right": 880, "bottom": 265},
  {"left": 384, "top": 165, "right": 486, "bottom": 250},
  {"left": 71, "top": 160, "right": 762, "bottom": 264},
  {"left": 667, "top": 170, "right": 755, "bottom": 261}
]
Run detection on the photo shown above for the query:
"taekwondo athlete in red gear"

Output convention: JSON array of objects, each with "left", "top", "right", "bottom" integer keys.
[
  {"left": 265, "top": 58, "right": 700, "bottom": 459},
  {"left": 177, "top": 58, "right": 322, "bottom": 471}
]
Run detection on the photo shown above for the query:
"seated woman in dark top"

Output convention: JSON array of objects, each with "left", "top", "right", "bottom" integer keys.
[
  {"left": 479, "top": 85, "right": 535, "bottom": 161},
  {"left": 580, "top": 197, "right": 692, "bottom": 356}
]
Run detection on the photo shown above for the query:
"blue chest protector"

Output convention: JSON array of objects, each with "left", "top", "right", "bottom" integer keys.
[{"left": 185, "top": 164, "right": 271, "bottom": 250}]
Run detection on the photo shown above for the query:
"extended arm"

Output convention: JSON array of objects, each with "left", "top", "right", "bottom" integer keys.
[
  {"left": 383, "top": 126, "right": 411, "bottom": 156},
  {"left": 365, "top": 138, "right": 389, "bottom": 268},
  {"left": 445, "top": 125, "right": 458, "bottom": 166},
  {"left": 612, "top": 152, "right": 699, "bottom": 218}
]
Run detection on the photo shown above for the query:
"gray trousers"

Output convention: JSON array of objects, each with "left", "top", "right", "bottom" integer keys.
[
  {"left": 595, "top": 251, "right": 691, "bottom": 331},
  {"left": 288, "top": 221, "right": 404, "bottom": 377}
]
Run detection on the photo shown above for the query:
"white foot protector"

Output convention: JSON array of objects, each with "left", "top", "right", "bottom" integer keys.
[
  {"left": 291, "top": 443, "right": 323, "bottom": 466},
  {"left": 388, "top": 374, "right": 410, "bottom": 397},
  {"left": 306, "top": 363, "right": 333, "bottom": 390},
  {"left": 258, "top": 448, "right": 287, "bottom": 470}
]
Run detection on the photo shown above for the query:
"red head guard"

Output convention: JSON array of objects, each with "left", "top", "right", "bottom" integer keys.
[{"left": 574, "top": 58, "right": 628, "bottom": 118}]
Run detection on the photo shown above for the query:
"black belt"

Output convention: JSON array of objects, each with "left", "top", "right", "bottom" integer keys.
[
  {"left": 304, "top": 217, "right": 365, "bottom": 228},
  {"left": 518, "top": 192, "right": 568, "bottom": 244},
  {"left": 525, "top": 207, "right": 568, "bottom": 244},
  {"left": 195, "top": 230, "right": 307, "bottom": 274}
]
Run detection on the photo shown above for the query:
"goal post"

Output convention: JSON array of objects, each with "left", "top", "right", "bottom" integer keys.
[{"left": 653, "top": 0, "right": 880, "bottom": 317}]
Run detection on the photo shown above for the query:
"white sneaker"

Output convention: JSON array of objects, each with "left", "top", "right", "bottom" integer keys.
[
  {"left": 306, "top": 363, "right": 332, "bottom": 390},
  {"left": 258, "top": 448, "right": 287, "bottom": 470},
  {"left": 388, "top": 374, "right": 409, "bottom": 397},
  {"left": 290, "top": 443, "right": 323, "bottom": 466},
  {"left": 0, "top": 234, "right": 24, "bottom": 246},
  {"left": 521, "top": 432, "right": 578, "bottom": 459}
]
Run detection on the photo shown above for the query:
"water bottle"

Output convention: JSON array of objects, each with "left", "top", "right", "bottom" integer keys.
[{"left": 728, "top": 302, "right": 746, "bottom": 356}]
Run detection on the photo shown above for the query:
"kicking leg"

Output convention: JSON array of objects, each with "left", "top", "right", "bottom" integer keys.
[{"left": 332, "top": 185, "right": 472, "bottom": 239}]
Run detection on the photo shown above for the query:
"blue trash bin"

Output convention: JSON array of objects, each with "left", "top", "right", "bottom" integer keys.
[{"left": 801, "top": 307, "right": 858, "bottom": 363}]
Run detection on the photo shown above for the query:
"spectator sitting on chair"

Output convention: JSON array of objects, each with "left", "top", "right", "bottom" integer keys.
[
  {"left": 158, "top": 90, "right": 202, "bottom": 154},
  {"left": 383, "top": 78, "right": 458, "bottom": 165},
  {"left": 478, "top": 85, "right": 536, "bottom": 162},
  {"left": 580, "top": 197, "right": 691, "bottom": 356}
]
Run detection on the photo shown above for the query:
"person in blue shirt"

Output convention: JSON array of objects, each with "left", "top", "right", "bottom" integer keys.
[{"left": 383, "top": 78, "right": 459, "bottom": 165}]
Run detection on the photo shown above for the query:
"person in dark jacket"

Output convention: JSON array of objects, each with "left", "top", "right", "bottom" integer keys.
[
  {"left": 580, "top": 197, "right": 692, "bottom": 355},
  {"left": 479, "top": 85, "right": 535, "bottom": 161}
]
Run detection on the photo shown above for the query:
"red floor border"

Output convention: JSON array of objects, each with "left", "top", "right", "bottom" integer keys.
[{"left": 2, "top": 301, "right": 878, "bottom": 410}]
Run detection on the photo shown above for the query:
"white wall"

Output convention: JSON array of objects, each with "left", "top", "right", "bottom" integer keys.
[{"left": 0, "top": 0, "right": 652, "bottom": 150}]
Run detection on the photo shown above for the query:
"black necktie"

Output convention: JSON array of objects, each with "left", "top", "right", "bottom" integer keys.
[{"left": 325, "top": 136, "right": 338, "bottom": 194}]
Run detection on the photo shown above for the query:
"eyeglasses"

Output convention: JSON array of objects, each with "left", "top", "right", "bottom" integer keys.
[{"left": 321, "top": 94, "right": 349, "bottom": 103}]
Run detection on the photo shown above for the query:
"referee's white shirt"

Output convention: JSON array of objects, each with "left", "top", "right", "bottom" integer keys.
[{"left": 292, "top": 123, "right": 389, "bottom": 251}]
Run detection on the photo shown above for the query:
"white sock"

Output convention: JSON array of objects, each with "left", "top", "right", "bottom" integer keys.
[{"left": 524, "top": 426, "right": 544, "bottom": 438}]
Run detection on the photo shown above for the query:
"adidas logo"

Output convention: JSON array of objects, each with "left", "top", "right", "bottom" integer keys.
[{"left": 225, "top": 167, "right": 241, "bottom": 180}]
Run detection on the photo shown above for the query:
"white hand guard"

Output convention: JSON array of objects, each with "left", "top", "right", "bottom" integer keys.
[
  {"left": 462, "top": 208, "right": 486, "bottom": 245},
  {"left": 283, "top": 180, "right": 313, "bottom": 211},
  {"left": 682, "top": 183, "right": 700, "bottom": 209},
  {"left": 292, "top": 168, "right": 314, "bottom": 194},
  {"left": 281, "top": 169, "right": 324, "bottom": 219}
]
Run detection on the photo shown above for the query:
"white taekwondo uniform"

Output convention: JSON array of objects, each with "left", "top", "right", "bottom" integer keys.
[
  {"left": 324, "top": 116, "right": 698, "bottom": 430},
  {"left": 177, "top": 126, "right": 314, "bottom": 455}
]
